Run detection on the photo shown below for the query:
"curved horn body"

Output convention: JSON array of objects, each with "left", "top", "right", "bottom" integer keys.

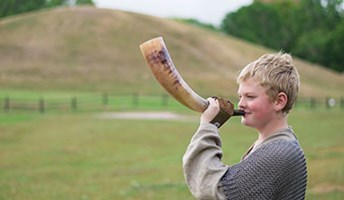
[{"left": 140, "top": 37, "right": 208, "bottom": 112}]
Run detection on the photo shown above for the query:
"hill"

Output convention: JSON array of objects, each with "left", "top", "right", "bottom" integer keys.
[{"left": 0, "top": 6, "right": 343, "bottom": 98}]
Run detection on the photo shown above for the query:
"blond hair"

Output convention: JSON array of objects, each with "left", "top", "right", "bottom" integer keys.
[{"left": 237, "top": 52, "right": 300, "bottom": 113}]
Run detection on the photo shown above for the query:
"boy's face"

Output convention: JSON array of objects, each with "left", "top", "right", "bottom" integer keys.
[{"left": 237, "top": 79, "right": 277, "bottom": 131}]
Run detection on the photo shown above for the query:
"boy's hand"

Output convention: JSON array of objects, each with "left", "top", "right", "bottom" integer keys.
[
  {"left": 201, "top": 97, "right": 234, "bottom": 128},
  {"left": 201, "top": 97, "right": 220, "bottom": 124}
]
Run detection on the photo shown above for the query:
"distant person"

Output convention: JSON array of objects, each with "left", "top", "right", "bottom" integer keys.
[{"left": 183, "top": 52, "right": 307, "bottom": 200}]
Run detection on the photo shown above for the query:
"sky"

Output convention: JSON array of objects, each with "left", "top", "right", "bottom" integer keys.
[{"left": 93, "top": 0, "right": 253, "bottom": 26}]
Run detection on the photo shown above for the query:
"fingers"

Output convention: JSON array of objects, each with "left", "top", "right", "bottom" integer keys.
[
  {"left": 206, "top": 97, "right": 220, "bottom": 114},
  {"left": 202, "top": 97, "right": 234, "bottom": 128},
  {"left": 201, "top": 97, "right": 221, "bottom": 124},
  {"left": 207, "top": 97, "right": 220, "bottom": 107}
]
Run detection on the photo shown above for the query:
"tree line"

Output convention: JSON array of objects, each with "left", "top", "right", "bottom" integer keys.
[
  {"left": 0, "top": 0, "right": 94, "bottom": 18},
  {"left": 221, "top": 0, "right": 344, "bottom": 72}
]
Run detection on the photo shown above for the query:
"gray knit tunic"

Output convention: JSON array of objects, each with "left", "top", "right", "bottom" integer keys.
[
  {"left": 183, "top": 123, "right": 307, "bottom": 200},
  {"left": 219, "top": 138, "right": 307, "bottom": 199}
]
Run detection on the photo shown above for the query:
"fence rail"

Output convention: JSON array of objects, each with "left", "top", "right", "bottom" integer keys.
[{"left": 1, "top": 93, "right": 343, "bottom": 114}]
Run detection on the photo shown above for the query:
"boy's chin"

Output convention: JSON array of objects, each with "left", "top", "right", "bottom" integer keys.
[
  {"left": 241, "top": 118, "right": 253, "bottom": 127},
  {"left": 241, "top": 118, "right": 248, "bottom": 125}
]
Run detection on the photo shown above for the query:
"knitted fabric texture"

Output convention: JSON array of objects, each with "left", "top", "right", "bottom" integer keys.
[{"left": 219, "top": 139, "right": 307, "bottom": 200}]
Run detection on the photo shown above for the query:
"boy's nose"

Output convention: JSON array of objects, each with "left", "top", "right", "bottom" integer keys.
[{"left": 238, "top": 98, "right": 245, "bottom": 109}]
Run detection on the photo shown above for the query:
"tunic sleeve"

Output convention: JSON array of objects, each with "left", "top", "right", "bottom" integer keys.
[{"left": 182, "top": 123, "right": 228, "bottom": 200}]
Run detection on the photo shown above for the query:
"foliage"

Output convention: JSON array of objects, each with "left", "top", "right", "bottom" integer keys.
[
  {"left": 323, "top": 20, "right": 344, "bottom": 72},
  {"left": 76, "top": 0, "right": 94, "bottom": 6},
  {"left": 0, "top": 0, "right": 94, "bottom": 18},
  {"left": 0, "top": 0, "right": 46, "bottom": 18},
  {"left": 45, "top": 0, "right": 65, "bottom": 7},
  {"left": 174, "top": 18, "right": 218, "bottom": 31},
  {"left": 222, "top": 2, "right": 284, "bottom": 49},
  {"left": 221, "top": 0, "right": 344, "bottom": 72}
]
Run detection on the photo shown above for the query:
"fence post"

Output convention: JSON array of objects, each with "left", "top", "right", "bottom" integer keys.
[
  {"left": 4, "top": 97, "right": 10, "bottom": 113},
  {"left": 325, "top": 97, "right": 329, "bottom": 110},
  {"left": 39, "top": 98, "right": 45, "bottom": 113},
  {"left": 325, "top": 97, "right": 337, "bottom": 110},
  {"left": 71, "top": 97, "right": 77, "bottom": 111},
  {"left": 310, "top": 97, "right": 316, "bottom": 109}
]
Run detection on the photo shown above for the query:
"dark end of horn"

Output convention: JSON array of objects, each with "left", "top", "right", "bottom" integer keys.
[{"left": 233, "top": 110, "right": 245, "bottom": 116}]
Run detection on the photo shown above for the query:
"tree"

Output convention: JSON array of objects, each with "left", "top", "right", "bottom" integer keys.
[
  {"left": 0, "top": 0, "right": 94, "bottom": 18},
  {"left": 0, "top": 0, "right": 46, "bottom": 18},
  {"left": 222, "top": 2, "right": 285, "bottom": 49},
  {"left": 292, "top": 0, "right": 344, "bottom": 71},
  {"left": 221, "top": 0, "right": 344, "bottom": 72},
  {"left": 76, "top": 0, "right": 94, "bottom": 6},
  {"left": 323, "top": 20, "right": 344, "bottom": 72},
  {"left": 292, "top": 30, "right": 330, "bottom": 64},
  {"left": 45, "top": 0, "right": 65, "bottom": 7}
]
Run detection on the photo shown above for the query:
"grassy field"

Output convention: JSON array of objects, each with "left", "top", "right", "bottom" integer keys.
[
  {"left": 0, "top": 6, "right": 343, "bottom": 200},
  {"left": 0, "top": 110, "right": 343, "bottom": 200}
]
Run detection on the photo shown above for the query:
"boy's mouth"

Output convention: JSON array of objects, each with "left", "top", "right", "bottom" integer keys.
[
  {"left": 233, "top": 110, "right": 246, "bottom": 116},
  {"left": 242, "top": 111, "right": 252, "bottom": 116}
]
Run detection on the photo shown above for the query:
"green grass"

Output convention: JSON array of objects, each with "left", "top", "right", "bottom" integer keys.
[
  {"left": 1, "top": 6, "right": 343, "bottom": 199},
  {"left": 0, "top": 110, "right": 343, "bottom": 199},
  {"left": 0, "top": 113, "right": 197, "bottom": 199},
  {"left": 0, "top": 113, "right": 42, "bottom": 124}
]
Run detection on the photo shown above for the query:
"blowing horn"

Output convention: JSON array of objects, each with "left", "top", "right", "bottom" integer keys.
[{"left": 139, "top": 37, "right": 244, "bottom": 116}]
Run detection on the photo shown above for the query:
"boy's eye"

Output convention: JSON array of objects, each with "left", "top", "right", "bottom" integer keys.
[{"left": 238, "top": 93, "right": 256, "bottom": 99}]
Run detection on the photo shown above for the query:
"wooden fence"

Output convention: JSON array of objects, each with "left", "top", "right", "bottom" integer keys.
[{"left": 1, "top": 93, "right": 343, "bottom": 114}]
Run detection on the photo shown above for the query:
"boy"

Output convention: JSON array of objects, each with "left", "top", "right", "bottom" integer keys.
[{"left": 183, "top": 52, "right": 307, "bottom": 200}]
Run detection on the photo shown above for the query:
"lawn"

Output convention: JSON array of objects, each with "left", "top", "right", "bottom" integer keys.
[{"left": 0, "top": 110, "right": 343, "bottom": 199}]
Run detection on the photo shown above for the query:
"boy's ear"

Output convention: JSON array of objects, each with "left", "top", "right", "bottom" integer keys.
[{"left": 274, "top": 92, "right": 288, "bottom": 112}]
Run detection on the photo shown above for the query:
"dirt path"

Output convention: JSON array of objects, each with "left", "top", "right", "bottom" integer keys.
[{"left": 98, "top": 111, "right": 197, "bottom": 121}]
